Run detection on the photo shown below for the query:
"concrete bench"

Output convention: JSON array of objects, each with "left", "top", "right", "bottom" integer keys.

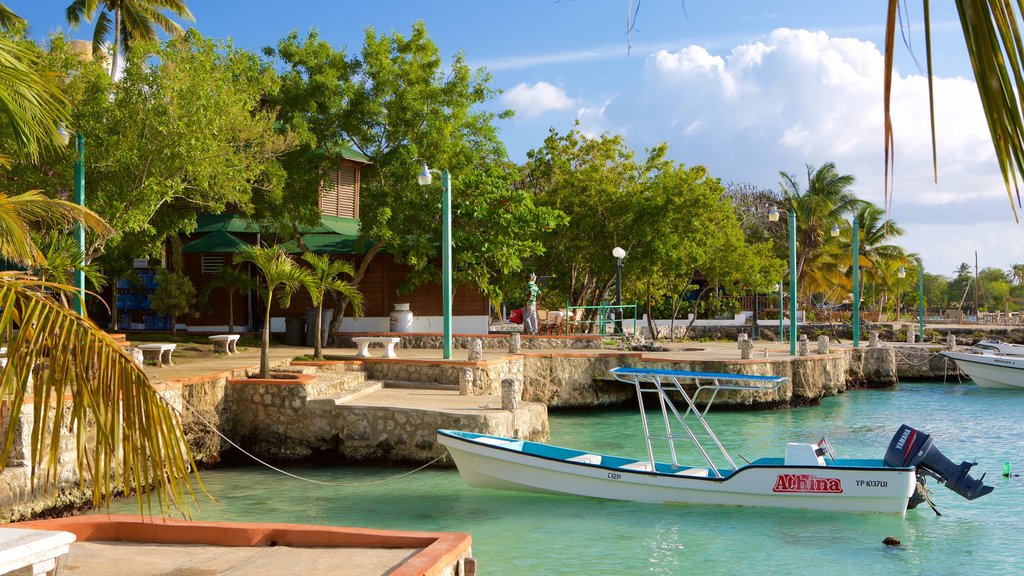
[
  {"left": 209, "top": 334, "right": 240, "bottom": 354},
  {"left": 137, "top": 343, "right": 176, "bottom": 366},
  {"left": 0, "top": 527, "right": 76, "bottom": 576},
  {"left": 352, "top": 336, "right": 401, "bottom": 359}
]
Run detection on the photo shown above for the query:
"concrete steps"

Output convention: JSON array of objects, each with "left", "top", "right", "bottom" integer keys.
[{"left": 381, "top": 379, "right": 457, "bottom": 391}]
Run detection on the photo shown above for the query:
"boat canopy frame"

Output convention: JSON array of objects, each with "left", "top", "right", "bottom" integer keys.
[{"left": 609, "top": 367, "right": 787, "bottom": 478}]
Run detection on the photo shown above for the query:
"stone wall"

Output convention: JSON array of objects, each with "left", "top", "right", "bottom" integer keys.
[{"left": 363, "top": 359, "right": 523, "bottom": 395}]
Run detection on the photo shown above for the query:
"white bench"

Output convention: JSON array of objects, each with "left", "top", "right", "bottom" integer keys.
[
  {"left": 137, "top": 343, "right": 176, "bottom": 366},
  {"left": 209, "top": 334, "right": 240, "bottom": 354},
  {"left": 0, "top": 527, "right": 76, "bottom": 576},
  {"left": 352, "top": 336, "right": 401, "bottom": 359}
]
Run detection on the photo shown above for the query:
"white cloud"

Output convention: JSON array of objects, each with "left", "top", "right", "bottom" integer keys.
[
  {"left": 502, "top": 82, "right": 576, "bottom": 119},
  {"left": 565, "top": 27, "right": 1012, "bottom": 273}
]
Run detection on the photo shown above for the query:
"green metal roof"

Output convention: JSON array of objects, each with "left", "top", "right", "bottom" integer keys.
[
  {"left": 194, "top": 214, "right": 261, "bottom": 233},
  {"left": 182, "top": 230, "right": 250, "bottom": 253},
  {"left": 189, "top": 215, "right": 361, "bottom": 255},
  {"left": 321, "top": 142, "right": 371, "bottom": 164}
]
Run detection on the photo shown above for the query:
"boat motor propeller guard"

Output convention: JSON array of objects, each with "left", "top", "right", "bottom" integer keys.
[{"left": 884, "top": 424, "right": 994, "bottom": 501}]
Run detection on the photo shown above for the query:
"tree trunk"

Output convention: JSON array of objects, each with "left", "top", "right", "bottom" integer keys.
[
  {"left": 681, "top": 287, "right": 712, "bottom": 341},
  {"left": 228, "top": 292, "right": 235, "bottom": 334},
  {"left": 111, "top": 9, "right": 121, "bottom": 81},
  {"left": 314, "top": 304, "right": 324, "bottom": 360},
  {"left": 328, "top": 243, "right": 383, "bottom": 334},
  {"left": 260, "top": 305, "right": 271, "bottom": 379}
]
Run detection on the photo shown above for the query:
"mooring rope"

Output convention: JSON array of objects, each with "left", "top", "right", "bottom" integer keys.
[{"left": 152, "top": 375, "right": 443, "bottom": 487}]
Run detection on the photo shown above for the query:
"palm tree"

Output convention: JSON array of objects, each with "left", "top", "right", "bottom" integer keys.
[
  {"left": 301, "top": 253, "right": 364, "bottom": 360},
  {"left": 778, "top": 162, "right": 863, "bottom": 302},
  {"left": 852, "top": 203, "right": 906, "bottom": 300},
  {"left": 235, "top": 245, "right": 311, "bottom": 378},
  {"left": 199, "top": 265, "right": 253, "bottom": 334},
  {"left": 955, "top": 263, "right": 972, "bottom": 278},
  {"left": 66, "top": 0, "right": 195, "bottom": 80},
  {"left": 0, "top": 32, "right": 197, "bottom": 513},
  {"left": 1010, "top": 263, "right": 1024, "bottom": 286}
]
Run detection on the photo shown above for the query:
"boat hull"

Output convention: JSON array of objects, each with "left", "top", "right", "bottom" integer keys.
[
  {"left": 941, "top": 351, "right": 1024, "bottom": 389},
  {"left": 438, "top": 431, "right": 916, "bottom": 514}
]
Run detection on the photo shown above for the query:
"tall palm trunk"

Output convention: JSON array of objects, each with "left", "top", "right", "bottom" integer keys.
[
  {"left": 260, "top": 296, "right": 271, "bottom": 378},
  {"left": 110, "top": 7, "right": 121, "bottom": 80},
  {"left": 314, "top": 304, "right": 324, "bottom": 359}
]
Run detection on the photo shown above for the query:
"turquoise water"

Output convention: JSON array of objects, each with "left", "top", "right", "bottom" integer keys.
[{"left": 106, "top": 382, "right": 1024, "bottom": 575}]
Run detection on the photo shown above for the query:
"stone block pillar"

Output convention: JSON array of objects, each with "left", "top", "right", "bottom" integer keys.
[
  {"left": 739, "top": 338, "right": 753, "bottom": 359},
  {"left": 947, "top": 333, "right": 956, "bottom": 350},
  {"left": 468, "top": 338, "right": 483, "bottom": 361},
  {"left": 817, "top": 335, "right": 830, "bottom": 354},
  {"left": 868, "top": 331, "right": 880, "bottom": 347},
  {"left": 737, "top": 333, "right": 748, "bottom": 350},
  {"left": 907, "top": 328, "right": 917, "bottom": 344},
  {"left": 501, "top": 378, "right": 520, "bottom": 411},
  {"left": 509, "top": 333, "right": 521, "bottom": 354},
  {"left": 459, "top": 368, "right": 474, "bottom": 396},
  {"left": 798, "top": 334, "right": 809, "bottom": 356}
]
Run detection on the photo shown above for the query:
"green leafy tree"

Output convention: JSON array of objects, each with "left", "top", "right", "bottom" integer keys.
[
  {"left": 5, "top": 32, "right": 289, "bottom": 265},
  {"left": 66, "top": 0, "right": 195, "bottom": 80},
  {"left": 0, "top": 25, "right": 197, "bottom": 513},
  {"left": 235, "top": 245, "right": 311, "bottom": 378},
  {"left": 266, "top": 24, "right": 513, "bottom": 333},
  {"left": 522, "top": 126, "right": 649, "bottom": 317},
  {"left": 149, "top": 269, "right": 194, "bottom": 333},
  {"left": 199, "top": 265, "right": 254, "bottom": 334},
  {"left": 301, "top": 252, "right": 364, "bottom": 359}
]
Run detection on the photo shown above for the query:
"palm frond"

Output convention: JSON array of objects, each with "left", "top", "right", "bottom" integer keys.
[
  {"left": 0, "top": 3, "right": 26, "bottom": 31},
  {"left": 888, "top": 1, "right": 1024, "bottom": 220},
  {"left": 0, "top": 39, "right": 70, "bottom": 162},
  {"left": 0, "top": 273, "right": 200, "bottom": 514}
]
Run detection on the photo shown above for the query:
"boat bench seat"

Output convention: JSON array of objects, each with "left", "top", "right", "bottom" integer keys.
[
  {"left": 619, "top": 461, "right": 653, "bottom": 472},
  {"left": 674, "top": 467, "right": 710, "bottom": 477},
  {"left": 567, "top": 454, "right": 602, "bottom": 465}
]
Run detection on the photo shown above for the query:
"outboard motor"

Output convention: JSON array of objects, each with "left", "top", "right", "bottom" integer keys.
[{"left": 884, "top": 424, "right": 993, "bottom": 501}]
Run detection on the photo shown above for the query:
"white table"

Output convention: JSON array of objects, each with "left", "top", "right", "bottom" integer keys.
[{"left": 0, "top": 527, "right": 75, "bottom": 575}]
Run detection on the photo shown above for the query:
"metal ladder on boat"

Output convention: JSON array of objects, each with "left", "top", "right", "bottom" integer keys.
[{"left": 609, "top": 367, "right": 787, "bottom": 478}]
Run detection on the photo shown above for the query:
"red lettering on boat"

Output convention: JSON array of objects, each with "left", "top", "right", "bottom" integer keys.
[{"left": 772, "top": 474, "right": 843, "bottom": 494}]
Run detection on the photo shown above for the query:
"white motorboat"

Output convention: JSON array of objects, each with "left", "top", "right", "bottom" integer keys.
[
  {"left": 975, "top": 339, "right": 1024, "bottom": 356},
  {"left": 940, "top": 350, "right": 1024, "bottom": 389},
  {"left": 437, "top": 367, "right": 992, "bottom": 514}
]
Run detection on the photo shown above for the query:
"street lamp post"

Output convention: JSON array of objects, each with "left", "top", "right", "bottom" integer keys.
[
  {"left": 768, "top": 206, "right": 797, "bottom": 355},
  {"left": 612, "top": 246, "right": 625, "bottom": 334},
  {"left": 917, "top": 257, "right": 925, "bottom": 340},
  {"left": 774, "top": 283, "right": 783, "bottom": 342},
  {"left": 59, "top": 126, "right": 86, "bottom": 316},
  {"left": 852, "top": 217, "right": 860, "bottom": 347},
  {"left": 417, "top": 162, "right": 452, "bottom": 359},
  {"left": 833, "top": 218, "right": 860, "bottom": 347}
]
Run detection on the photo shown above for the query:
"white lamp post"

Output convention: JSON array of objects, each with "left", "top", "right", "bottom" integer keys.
[
  {"left": 768, "top": 205, "right": 797, "bottom": 355},
  {"left": 417, "top": 162, "right": 452, "bottom": 359},
  {"left": 612, "top": 246, "right": 625, "bottom": 333}
]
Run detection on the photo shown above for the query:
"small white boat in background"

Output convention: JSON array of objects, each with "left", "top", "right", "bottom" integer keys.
[
  {"left": 437, "top": 368, "right": 992, "bottom": 514},
  {"left": 940, "top": 350, "right": 1024, "bottom": 389},
  {"left": 975, "top": 340, "right": 1024, "bottom": 356}
]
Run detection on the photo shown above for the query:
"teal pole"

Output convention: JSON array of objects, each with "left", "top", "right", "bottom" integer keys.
[
  {"left": 778, "top": 283, "right": 784, "bottom": 342},
  {"left": 441, "top": 170, "right": 452, "bottom": 359},
  {"left": 73, "top": 133, "right": 85, "bottom": 316},
  {"left": 917, "top": 257, "right": 925, "bottom": 340},
  {"left": 852, "top": 217, "right": 860, "bottom": 348},
  {"left": 788, "top": 210, "right": 797, "bottom": 356}
]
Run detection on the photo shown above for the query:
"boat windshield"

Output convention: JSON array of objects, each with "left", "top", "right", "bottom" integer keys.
[{"left": 609, "top": 367, "right": 787, "bottom": 478}]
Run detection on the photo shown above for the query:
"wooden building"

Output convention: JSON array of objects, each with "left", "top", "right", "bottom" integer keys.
[{"left": 130, "top": 145, "right": 491, "bottom": 335}]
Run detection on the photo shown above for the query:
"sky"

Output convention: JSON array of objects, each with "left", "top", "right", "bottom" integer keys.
[{"left": 13, "top": 1, "right": 1021, "bottom": 278}]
